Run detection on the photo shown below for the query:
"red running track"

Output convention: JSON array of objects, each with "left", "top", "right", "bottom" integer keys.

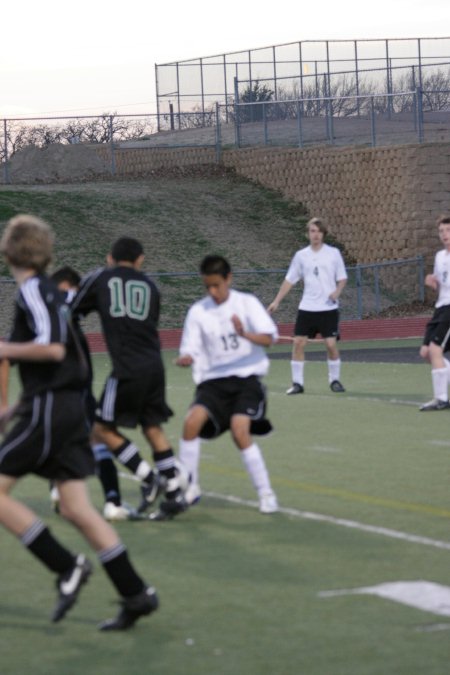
[{"left": 86, "top": 316, "right": 428, "bottom": 353}]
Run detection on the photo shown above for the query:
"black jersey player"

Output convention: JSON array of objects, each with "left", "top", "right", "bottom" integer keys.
[
  {"left": 0, "top": 215, "right": 158, "bottom": 630},
  {"left": 71, "top": 237, "right": 186, "bottom": 519}
]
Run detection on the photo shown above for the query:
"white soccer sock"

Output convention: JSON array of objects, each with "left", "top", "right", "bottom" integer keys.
[
  {"left": 179, "top": 437, "right": 201, "bottom": 485},
  {"left": 240, "top": 443, "right": 273, "bottom": 497},
  {"left": 431, "top": 367, "right": 448, "bottom": 401},
  {"left": 327, "top": 358, "right": 341, "bottom": 383},
  {"left": 444, "top": 358, "right": 450, "bottom": 383},
  {"left": 290, "top": 360, "right": 304, "bottom": 385}
]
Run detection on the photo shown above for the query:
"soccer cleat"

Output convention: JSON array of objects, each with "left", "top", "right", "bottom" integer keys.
[
  {"left": 149, "top": 493, "right": 188, "bottom": 521},
  {"left": 98, "top": 586, "right": 159, "bottom": 631},
  {"left": 259, "top": 490, "right": 278, "bottom": 514},
  {"left": 103, "top": 501, "right": 141, "bottom": 521},
  {"left": 184, "top": 482, "right": 202, "bottom": 506},
  {"left": 137, "top": 472, "right": 164, "bottom": 513},
  {"left": 51, "top": 554, "right": 93, "bottom": 622},
  {"left": 419, "top": 398, "right": 450, "bottom": 411},
  {"left": 286, "top": 383, "right": 304, "bottom": 395},
  {"left": 330, "top": 380, "right": 346, "bottom": 393}
]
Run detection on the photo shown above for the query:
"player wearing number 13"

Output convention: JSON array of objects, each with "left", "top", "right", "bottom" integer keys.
[
  {"left": 176, "top": 255, "right": 279, "bottom": 514},
  {"left": 71, "top": 237, "right": 185, "bottom": 518}
]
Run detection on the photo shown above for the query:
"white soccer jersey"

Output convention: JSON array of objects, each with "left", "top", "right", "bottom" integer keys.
[
  {"left": 433, "top": 249, "right": 450, "bottom": 307},
  {"left": 285, "top": 243, "right": 347, "bottom": 312},
  {"left": 179, "top": 289, "right": 279, "bottom": 384}
]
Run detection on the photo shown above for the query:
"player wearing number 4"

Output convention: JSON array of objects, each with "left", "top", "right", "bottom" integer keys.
[
  {"left": 176, "top": 255, "right": 279, "bottom": 514},
  {"left": 268, "top": 217, "right": 347, "bottom": 395},
  {"left": 71, "top": 237, "right": 186, "bottom": 520}
]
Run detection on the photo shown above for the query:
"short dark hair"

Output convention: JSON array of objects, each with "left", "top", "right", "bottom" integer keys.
[
  {"left": 200, "top": 255, "right": 231, "bottom": 278},
  {"left": 437, "top": 214, "right": 450, "bottom": 226},
  {"left": 50, "top": 265, "right": 81, "bottom": 287},
  {"left": 111, "top": 237, "right": 144, "bottom": 263}
]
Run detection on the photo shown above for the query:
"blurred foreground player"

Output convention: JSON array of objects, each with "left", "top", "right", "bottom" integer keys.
[{"left": 0, "top": 215, "right": 158, "bottom": 630}]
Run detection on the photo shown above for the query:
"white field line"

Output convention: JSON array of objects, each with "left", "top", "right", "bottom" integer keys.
[
  {"left": 203, "top": 491, "right": 450, "bottom": 552},
  {"left": 118, "top": 472, "right": 449, "bottom": 551}
]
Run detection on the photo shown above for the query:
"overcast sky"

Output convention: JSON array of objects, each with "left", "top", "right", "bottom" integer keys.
[{"left": 1, "top": 0, "right": 449, "bottom": 118}]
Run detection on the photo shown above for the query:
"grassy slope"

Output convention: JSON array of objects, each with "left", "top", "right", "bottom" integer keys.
[
  {"left": 0, "top": 176, "right": 313, "bottom": 276},
  {"left": 0, "top": 175, "right": 313, "bottom": 331}
]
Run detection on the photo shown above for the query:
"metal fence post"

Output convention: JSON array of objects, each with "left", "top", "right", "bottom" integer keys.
[
  {"left": 296, "top": 100, "right": 303, "bottom": 148},
  {"left": 374, "top": 264, "right": 380, "bottom": 314},
  {"left": 109, "top": 116, "right": 116, "bottom": 176},
  {"left": 370, "top": 96, "right": 376, "bottom": 147},
  {"left": 233, "top": 77, "right": 241, "bottom": 148},
  {"left": 215, "top": 103, "right": 222, "bottom": 163},
  {"left": 418, "top": 255, "right": 425, "bottom": 301},
  {"left": 356, "top": 265, "right": 363, "bottom": 319},
  {"left": 263, "top": 103, "right": 268, "bottom": 145},
  {"left": 416, "top": 87, "right": 424, "bottom": 143},
  {"left": 3, "top": 119, "right": 10, "bottom": 184}
]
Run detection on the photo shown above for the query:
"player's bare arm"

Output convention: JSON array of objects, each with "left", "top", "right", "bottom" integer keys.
[
  {"left": 267, "top": 280, "right": 293, "bottom": 313},
  {"left": 0, "top": 341, "right": 66, "bottom": 362},
  {"left": 231, "top": 314, "right": 273, "bottom": 347}
]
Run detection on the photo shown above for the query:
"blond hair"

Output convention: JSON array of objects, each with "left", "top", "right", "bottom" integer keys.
[
  {"left": 0, "top": 214, "right": 54, "bottom": 272},
  {"left": 307, "top": 217, "right": 328, "bottom": 236}
]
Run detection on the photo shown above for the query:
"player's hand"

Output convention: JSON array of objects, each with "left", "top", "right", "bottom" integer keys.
[
  {"left": 424, "top": 274, "right": 439, "bottom": 291},
  {"left": 267, "top": 301, "right": 278, "bottom": 314},
  {"left": 174, "top": 354, "right": 194, "bottom": 367},
  {"left": 231, "top": 314, "right": 244, "bottom": 336}
]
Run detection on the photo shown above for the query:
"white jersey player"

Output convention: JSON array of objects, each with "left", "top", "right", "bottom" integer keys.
[
  {"left": 419, "top": 215, "right": 450, "bottom": 411},
  {"left": 268, "top": 217, "right": 347, "bottom": 395},
  {"left": 176, "top": 255, "right": 279, "bottom": 514}
]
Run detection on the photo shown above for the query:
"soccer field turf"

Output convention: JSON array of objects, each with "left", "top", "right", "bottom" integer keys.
[{"left": 1, "top": 339, "right": 449, "bottom": 675}]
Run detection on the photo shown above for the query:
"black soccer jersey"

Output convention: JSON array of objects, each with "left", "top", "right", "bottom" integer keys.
[
  {"left": 9, "top": 275, "right": 89, "bottom": 397},
  {"left": 71, "top": 266, "right": 162, "bottom": 377}
]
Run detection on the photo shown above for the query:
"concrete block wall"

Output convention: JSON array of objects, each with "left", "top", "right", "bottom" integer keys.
[
  {"left": 221, "top": 143, "right": 450, "bottom": 270},
  {"left": 95, "top": 142, "right": 450, "bottom": 269}
]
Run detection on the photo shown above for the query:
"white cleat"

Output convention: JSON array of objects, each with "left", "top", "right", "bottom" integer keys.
[
  {"left": 103, "top": 501, "right": 140, "bottom": 521},
  {"left": 184, "top": 483, "right": 202, "bottom": 505},
  {"left": 259, "top": 490, "right": 278, "bottom": 514}
]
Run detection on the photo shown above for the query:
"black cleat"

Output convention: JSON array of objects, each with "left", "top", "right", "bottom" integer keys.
[
  {"left": 99, "top": 586, "right": 159, "bottom": 631},
  {"left": 51, "top": 554, "right": 93, "bottom": 622},
  {"left": 419, "top": 398, "right": 450, "bottom": 411},
  {"left": 330, "top": 380, "right": 345, "bottom": 393},
  {"left": 137, "top": 472, "right": 164, "bottom": 513},
  {"left": 149, "top": 493, "right": 188, "bottom": 521},
  {"left": 286, "top": 383, "right": 304, "bottom": 395}
]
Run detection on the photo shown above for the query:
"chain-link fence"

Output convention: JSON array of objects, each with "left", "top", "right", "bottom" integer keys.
[
  {"left": 0, "top": 256, "right": 425, "bottom": 337},
  {"left": 155, "top": 37, "right": 450, "bottom": 119}
]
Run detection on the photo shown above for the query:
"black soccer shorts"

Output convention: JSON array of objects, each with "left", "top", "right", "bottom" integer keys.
[
  {"left": 0, "top": 390, "right": 95, "bottom": 481},
  {"left": 193, "top": 375, "right": 269, "bottom": 439},
  {"left": 294, "top": 308, "right": 340, "bottom": 339}
]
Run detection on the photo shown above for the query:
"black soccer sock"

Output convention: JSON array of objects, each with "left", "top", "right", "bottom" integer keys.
[
  {"left": 154, "top": 448, "right": 182, "bottom": 497},
  {"left": 153, "top": 448, "right": 176, "bottom": 481},
  {"left": 98, "top": 458, "right": 121, "bottom": 505},
  {"left": 93, "top": 443, "right": 122, "bottom": 505},
  {"left": 21, "top": 520, "right": 76, "bottom": 575},
  {"left": 115, "top": 439, "right": 153, "bottom": 484},
  {"left": 99, "top": 543, "right": 146, "bottom": 598}
]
